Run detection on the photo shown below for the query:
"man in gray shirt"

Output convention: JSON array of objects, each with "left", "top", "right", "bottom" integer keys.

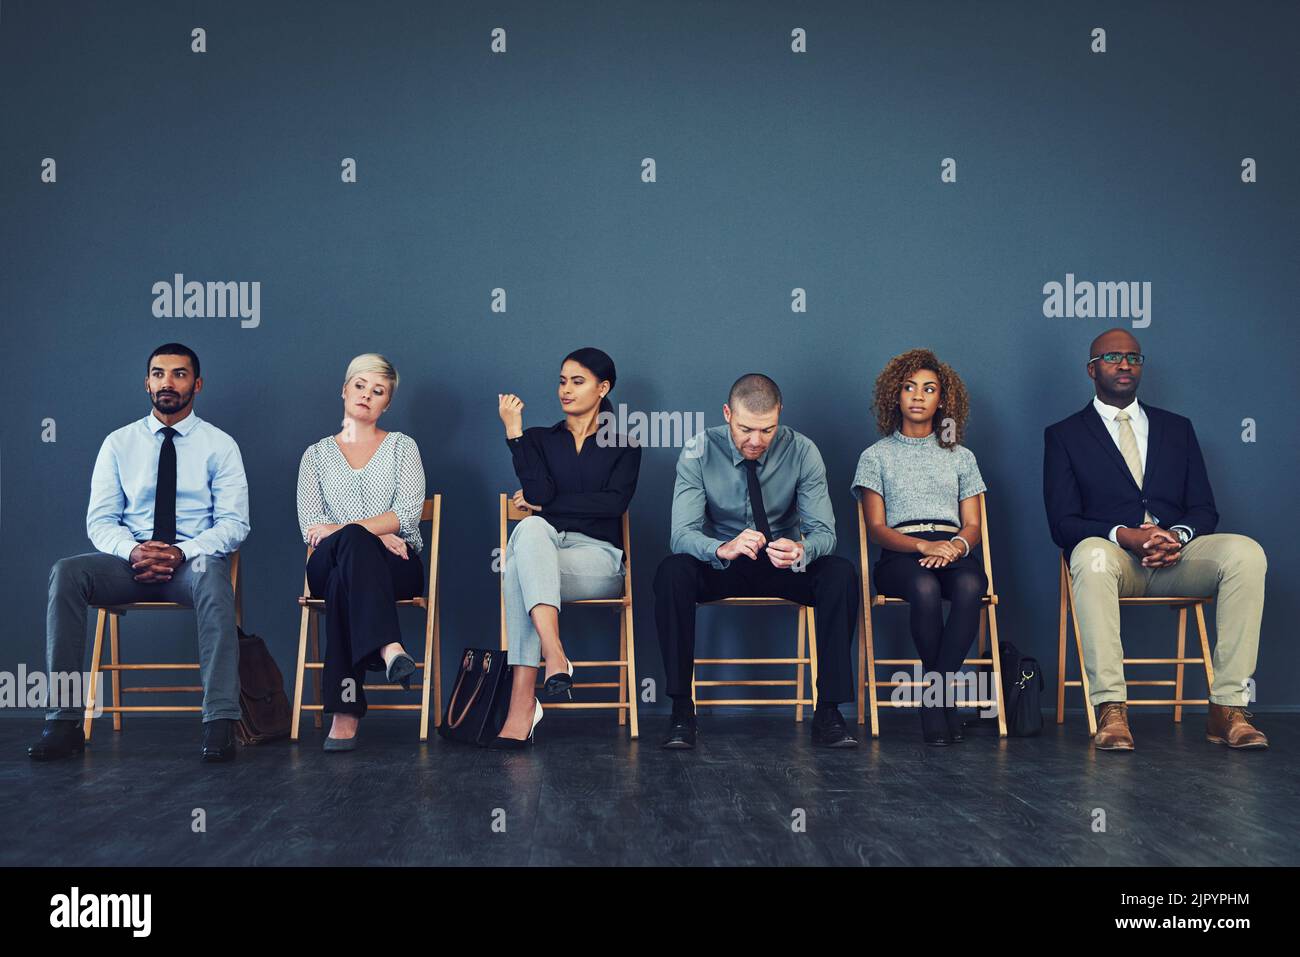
[{"left": 654, "top": 374, "right": 859, "bottom": 749}]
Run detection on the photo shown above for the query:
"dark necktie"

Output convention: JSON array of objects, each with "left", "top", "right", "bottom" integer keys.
[
  {"left": 152, "top": 427, "right": 178, "bottom": 544},
  {"left": 742, "top": 459, "right": 772, "bottom": 539}
]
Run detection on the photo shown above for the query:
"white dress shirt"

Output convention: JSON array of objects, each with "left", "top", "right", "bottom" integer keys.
[{"left": 86, "top": 409, "right": 251, "bottom": 561}]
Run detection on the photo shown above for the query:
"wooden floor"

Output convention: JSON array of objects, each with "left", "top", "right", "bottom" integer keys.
[{"left": 0, "top": 711, "right": 1295, "bottom": 867}]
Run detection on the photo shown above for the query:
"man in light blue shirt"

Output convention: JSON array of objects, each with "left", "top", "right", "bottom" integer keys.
[
  {"left": 29, "top": 343, "right": 250, "bottom": 763},
  {"left": 654, "top": 374, "right": 859, "bottom": 750}
]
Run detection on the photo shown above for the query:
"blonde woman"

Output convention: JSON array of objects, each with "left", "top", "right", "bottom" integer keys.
[{"left": 297, "top": 354, "right": 427, "bottom": 751}]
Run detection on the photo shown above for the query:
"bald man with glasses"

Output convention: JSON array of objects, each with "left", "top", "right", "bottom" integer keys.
[{"left": 1043, "top": 328, "right": 1268, "bottom": 751}]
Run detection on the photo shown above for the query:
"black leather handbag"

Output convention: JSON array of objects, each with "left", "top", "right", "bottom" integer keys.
[
  {"left": 999, "top": 642, "right": 1044, "bottom": 737},
  {"left": 438, "top": 648, "right": 514, "bottom": 746}
]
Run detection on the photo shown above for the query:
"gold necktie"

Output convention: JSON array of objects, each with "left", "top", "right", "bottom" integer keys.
[{"left": 1115, "top": 410, "right": 1154, "bottom": 524}]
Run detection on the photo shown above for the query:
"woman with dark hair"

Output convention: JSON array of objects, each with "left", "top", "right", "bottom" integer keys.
[
  {"left": 850, "top": 349, "right": 988, "bottom": 746},
  {"left": 492, "top": 348, "right": 641, "bottom": 749}
]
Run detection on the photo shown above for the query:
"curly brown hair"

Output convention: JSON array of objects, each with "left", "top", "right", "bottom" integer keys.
[{"left": 871, "top": 348, "right": 970, "bottom": 449}]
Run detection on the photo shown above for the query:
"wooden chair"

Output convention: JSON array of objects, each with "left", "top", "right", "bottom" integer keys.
[
  {"left": 291, "top": 496, "right": 443, "bottom": 740},
  {"left": 693, "top": 598, "right": 818, "bottom": 720},
  {"left": 83, "top": 551, "right": 244, "bottom": 740},
  {"left": 1056, "top": 552, "right": 1214, "bottom": 734},
  {"left": 498, "top": 495, "right": 639, "bottom": 738},
  {"left": 858, "top": 492, "right": 1008, "bottom": 738}
]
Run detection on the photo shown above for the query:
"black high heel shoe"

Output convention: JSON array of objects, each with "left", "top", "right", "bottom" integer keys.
[
  {"left": 488, "top": 699, "right": 543, "bottom": 750},
  {"left": 542, "top": 656, "right": 575, "bottom": 700},
  {"left": 385, "top": 651, "right": 417, "bottom": 690}
]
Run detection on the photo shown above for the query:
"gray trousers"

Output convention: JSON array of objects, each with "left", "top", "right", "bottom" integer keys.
[
  {"left": 503, "top": 516, "right": 625, "bottom": 668},
  {"left": 1068, "top": 533, "right": 1267, "bottom": 706},
  {"left": 45, "top": 552, "right": 241, "bottom": 722}
]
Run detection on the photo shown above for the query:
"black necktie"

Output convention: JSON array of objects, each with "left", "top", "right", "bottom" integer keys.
[
  {"left": 152, "top": 427, "right": 178, "bottom": 544},
  {"left": 742, "top": 459, "right": 772, "bottom": 539}
]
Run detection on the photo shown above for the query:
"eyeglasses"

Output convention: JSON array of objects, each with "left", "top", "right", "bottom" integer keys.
[{"left": 1088, "top": 352, "right": 1145, "bottom": 366}]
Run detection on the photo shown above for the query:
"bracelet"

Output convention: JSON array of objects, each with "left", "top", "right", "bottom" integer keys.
[{"left": 950, "top": 535, "right": 971, "bottom": 557}]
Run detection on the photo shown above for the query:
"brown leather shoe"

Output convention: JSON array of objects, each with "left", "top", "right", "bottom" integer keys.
[
  {"left": 1206, "top": 704, "right": 1269, "bottom": 749},
  {"left": 1093, "top": 702, "right": 1135, "bottom": 751}
]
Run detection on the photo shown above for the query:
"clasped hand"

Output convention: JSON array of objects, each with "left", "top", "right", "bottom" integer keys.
[{"left": 717, "top": 530, "right": 805, "bottom": 569}]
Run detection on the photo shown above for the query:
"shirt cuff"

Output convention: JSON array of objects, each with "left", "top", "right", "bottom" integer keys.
[
  {"left": 178, "top": 540, "right": 203, "bottom": 561},
  {"left": 708, "top": 541, "right": 730, "bottom": 570},
  {"left": 115, "top": 539, "right": 139, "bottom": 562},
  {"left": 1170, "top": 524, "right": 1194, "bottom": 543},
  {"left": 1108, "top": 525, "right": 1125, "bottom": 545}
]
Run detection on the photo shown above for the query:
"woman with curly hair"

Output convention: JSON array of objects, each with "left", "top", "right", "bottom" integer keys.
[{"left": 850, "top": 349, "right": 988, "bottom": 746}]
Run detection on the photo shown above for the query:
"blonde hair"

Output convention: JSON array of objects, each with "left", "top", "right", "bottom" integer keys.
[{"left": 343, "top": 353, "right": 399, "bottom": 396}]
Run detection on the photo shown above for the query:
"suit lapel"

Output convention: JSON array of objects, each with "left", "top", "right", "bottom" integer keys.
[
  {"left": 1081, "top": 402, "right": 1141, "bottom": 492},
  {"left": 1140, "top": 401, "right": 1163, "bottom": 493}
]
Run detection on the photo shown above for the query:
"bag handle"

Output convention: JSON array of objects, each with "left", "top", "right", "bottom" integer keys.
[{"left": 446, "top": 650, "right": 494, "bottom": 729}]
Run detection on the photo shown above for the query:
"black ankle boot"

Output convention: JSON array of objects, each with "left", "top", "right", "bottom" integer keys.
[
  {"left": 27, "top": 721, "right": 86, "bottom": 761},
  {"left": 920, "top": 706, "right": 950, "bottom": 746}
]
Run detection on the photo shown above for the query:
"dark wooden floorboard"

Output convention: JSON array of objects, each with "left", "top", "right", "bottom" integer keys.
[{"left": 0, "top": 712, "right": 1295, "bottom": 866}]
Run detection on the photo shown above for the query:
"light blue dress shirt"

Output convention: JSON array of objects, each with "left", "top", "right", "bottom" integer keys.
[
  {"left": 670, "top": 424, "right": 837, "bottom": 569},
  {"left": 86, "top": 410, "right": 250, "bottom": 561}
]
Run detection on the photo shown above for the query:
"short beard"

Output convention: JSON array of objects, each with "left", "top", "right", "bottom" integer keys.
[{"left": 151, "top": 389, "right": 193, "bottom": 414}]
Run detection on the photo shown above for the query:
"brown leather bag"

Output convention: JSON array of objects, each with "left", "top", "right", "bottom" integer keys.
[{"left": 235, "top": 627, "right": 292, "bottom": 745}]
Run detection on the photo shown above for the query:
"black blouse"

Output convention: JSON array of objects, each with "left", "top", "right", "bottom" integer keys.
[{"left": 506, "top": 421, "right": 641, "bottom": 549}]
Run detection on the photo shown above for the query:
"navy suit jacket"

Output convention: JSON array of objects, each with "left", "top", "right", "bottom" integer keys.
[{"left": 1043, "top": 400, "right": 1219, "bottom": 555}]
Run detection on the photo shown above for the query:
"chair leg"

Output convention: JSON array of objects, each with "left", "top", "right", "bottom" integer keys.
[
  {"left": 432, "top": 598, "right": 443, "bottom": 728},
  {"left": 419, "top": 596, "right": 436, "bottom": 741},
  {"left": 109, "top": 612, "right": 122, "bottom": 732},
  {"left": 309, "top": 614, "right": 323, "bottom": 729},
  {"left": 1174, "top": 607, "right": 1188, "bottom": 723},
  {"left": 863, "top": 598, "right": 881, "bottom": 738},
  {"left": 807, "top": 609, "right": 819, "bottom": 713},
  {"left": 856, "top": 604, "right": 866, "bottom": 728},
  {"left": 617, "top": 608, "right": 628, "bottom": 727},
  {"left": 978, "top": 606, "right": 987, "bottom": 657},
  {"left": 1194, "top": 602, "right": 1215, "bottom": 696},
  {"left": 1056, "top": 559, "right": 1068, "bottom": 724},
  {"left": 83, "top": 610, "right": 108, "bottom": 741},
  {"left": 291, "top": 606, "right": 310, "bottom": 741},
  {"left": 987, "top": 605, "right": 1008, "bottom": 738},
  {"left": 624, "top": 603, "right": 639, "bottom": 740},
  {"left": 795, "top": 606, "right": 807, "bottom": 723}
]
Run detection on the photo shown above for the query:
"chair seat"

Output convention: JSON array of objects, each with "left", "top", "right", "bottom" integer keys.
[
  {"left": 297, "top": 596, "right": 427, "bottom": 608},
  {"left": 874, "top": 593, "right": 998, "bottom": 606},
  {"left": 564, "top": 596, "right": 628, "bottom": 606},
  {"left": 1116, "top": 596, "right": 1213, "bottom": 605},
  {"left": 701, "top": 597, "right": 801, "bottom": 607},
  {"left": 92, "top": 602, "right": 190, "bottom": 613}
]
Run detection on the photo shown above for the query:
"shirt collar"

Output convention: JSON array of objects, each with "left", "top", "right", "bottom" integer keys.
[
  {"left": 1092, "top": 396, "right": 1142, "bottom": 424},
  {"left": 147, "top": 409, "right": 200, "bottom": 436},
  {"left": 730, "top": 424, "right": 783, "bottom": 468}
]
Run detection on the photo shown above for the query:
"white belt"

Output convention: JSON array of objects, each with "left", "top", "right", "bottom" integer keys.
[{"left": 893, "top": 522, "right": 960, "bottom": 534}]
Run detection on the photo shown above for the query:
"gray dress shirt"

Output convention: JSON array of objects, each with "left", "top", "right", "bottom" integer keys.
[{"left": 669, "top": 424, "right": 836, "bottom": 569}]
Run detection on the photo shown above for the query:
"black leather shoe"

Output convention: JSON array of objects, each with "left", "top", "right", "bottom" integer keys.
[
  {"left": 27, "top": 721, "right": 85, "bottom": 761},
  {"left": 201, "top": 719, "right": 238, "bottom": 763},
  {"left": 661, "top": 714, "right": 697, "bottom": 750},
  {"left": 945, "top": 707, "right": 966, "bottom": 743},
  {"left": 811, "top": 707, "right": 859, "bottom": 748}
]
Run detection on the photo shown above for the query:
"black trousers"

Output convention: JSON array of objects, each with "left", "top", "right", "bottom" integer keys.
[
  {"left": 653, "top": 551, "right": 859, "bottom": 706},
  {"left": 873, "top": 527, "right": 987, "bottom": 703},
  {"left": 306, "top": 524, "right": 424, "bottom": 717}
]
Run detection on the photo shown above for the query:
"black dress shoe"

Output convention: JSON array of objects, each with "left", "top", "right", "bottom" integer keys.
[
  {"left": 661, "top": 714, "right": 697, "bottom": 750},
  {"left": 27, "top": 721, "right": 85, "bottom": 761},
  {"left": 201, "top": 719, "right": 238, "bottom": 763},
  {"left": 945, "top": 707, "right": 965, "bottom": 743},
  {"left": 811, "top": 707, "right": 859, "bottom": 748}
]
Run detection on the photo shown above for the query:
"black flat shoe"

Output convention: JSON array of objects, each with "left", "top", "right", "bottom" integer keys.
[
  {"left": 811, "top": 706, "right": 859, "bottom": 748},
  {"left": 386, "top": 651, "right": 417, "bottom": 690},
  {"left": 920, "top": 707, "right": 951, "bottom": 747},
  {"left": 27, "top": 721, "right": 85, "bottom": 761},
  {"left": 201, "top": 718, "right": 238, "bottom": 763},
  {"left": 542, "top": 657, "right": 575, "bottom": 700},
  {"left": 945, "top": 707, "right": 966, "bottom": 743},
  {"left": 661, "top": 714, "right": 697, "bottom": 750}
]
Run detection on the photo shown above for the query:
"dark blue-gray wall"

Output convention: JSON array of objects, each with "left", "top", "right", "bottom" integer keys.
[{"left": 2, "top": 1, "right": 1297, "bottom": 718}]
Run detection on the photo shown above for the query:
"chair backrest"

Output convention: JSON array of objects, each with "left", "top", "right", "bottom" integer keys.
[
  {"left": 498, "top": 493, "right": 633, "bottom": 650},
  {"left": 857, "top": 491, "right": 996, "bottom": 599},
  {"left": 301, "top": 496, "right": 442, "bottom": 604}
]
